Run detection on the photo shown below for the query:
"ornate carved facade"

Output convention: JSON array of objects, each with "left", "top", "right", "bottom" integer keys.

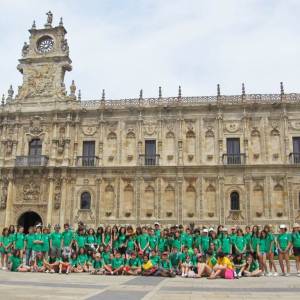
[{"left": 1, "top": 13, "right": 300, "bottom": 229}]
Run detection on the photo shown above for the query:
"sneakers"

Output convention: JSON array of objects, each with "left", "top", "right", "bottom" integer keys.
[
  {"left": 273, "top": 272, "right": 278, "bottom": 277},
  {"left": 266, "top": 272, "right": 272, "bottom": 277},
  {"left": 285, "top": 273, "right": 290, "bottom": 277},
  {"left": 297, "top": 272, "right": 300, "bottom": 277},
  {"left": 2, "top": 267, "right": 7, "bottom": 270}
]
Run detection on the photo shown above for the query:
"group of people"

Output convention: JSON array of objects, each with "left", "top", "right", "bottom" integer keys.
[{"left": 0, "top": 222, "right": 299, "bottom": 279}]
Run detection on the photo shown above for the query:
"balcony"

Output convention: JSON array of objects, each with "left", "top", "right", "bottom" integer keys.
[
  {"left": 222, "top": 153, "right": 245, "bottom": 165},
  {"left": 289, "top": 152, "right": 300, "bottom": 164},
  {"left": 139, "top": 154, "right": 160, "bottom": 166},
  {"left": 15, "top": 155, "right": 49, "bottom": 167},
  {"left": 76, "top": 156, "right": 99, "bottom": 167}
]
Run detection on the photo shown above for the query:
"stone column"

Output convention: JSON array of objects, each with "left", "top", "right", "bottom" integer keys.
[
  {"left": 59, "top": 176, "right": 68, "bottom": 226},
  {"left": 5, "top": 175, "right": 14, "bottom": 227},
  {"left": 46, "top": 174, "right": 55, "bottom": 225}
]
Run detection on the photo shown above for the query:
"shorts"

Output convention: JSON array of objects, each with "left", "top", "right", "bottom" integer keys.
[{"left": 293, "top": 247, "right": 300, "bottom": 256}]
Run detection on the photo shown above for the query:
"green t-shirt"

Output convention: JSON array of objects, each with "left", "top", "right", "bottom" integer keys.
[
  {"left": 78, "top": 254, "right": 88, "bottom": 265},
  {"left": 200, "top": 236, "right": 210, "bottom": 252},
  {"left": 258, "top": 238, "right": 267, "bottom": 253},
  {"left": 41, "top": 234, "right": 50, "bottom": 252},
  {"left": 111, "top": 257, "right": 124, "bottom": 269},
  {"left": 70, "top": 257, "right": 78, "bottom": 267},
  {"left": 249, "top": 260, "right": 259, "bottom": 272},
  {"left": 229, "top": 233, "right": 237, "bottom": 245},
  {"left": 15, "top": 233, "right": 25, "bottom": 250},
  {"left": 149, "top": 255, "right": 160, "bottom": 266},
  {"left": 169, "top": 252, "right": 181, "bottom": 267},
  {"left": 62, "top": 230, "right": 74, "bottom": 247},
  {"left": 103, "top": 234, "right": 111, "bottom": 246},
  {"left": 277, "top": 233, "right": 291, "bottom": 251},
  {"left": 211, "top": 238, "right": 221, "bottom": 251},
  {"left": 234, "top": 236, "right": 245, "bottom": 252},
  {"left": 25, "top": 233, "right": 35, "bottom": 250},
  {"left": 117, "top": 234, "right": 126, "bottom": 246},
  {"left": 51, "top": 232, "right": 62, "bottom": 249},
  {"left": 160, "top": 259, "right": 172, "bottom": 270},
  {"left": 32, "top": 233, "right": 44, "bottom": 252},
  {"left": 171, "top": 238, "right": 181, "bottom": 251},
  {"left": 250, "top": 236, "right": 260, "bottom": 252},
  {"left": 184, "top": 234, "right": 194, "bottom": 249},
  {"left": 139, "top": 233, "right": 149, "bottom": 250},
  {"left": 292, "top": 232, "right": 300, "bottom": 248},
  {"left": 149, "top": 235, "right": 158, "bottom": 250},
  {"left": 76, "top": 234, "right": 86, "bottom": 248},
  {"left": 9, "top": 255, "right": 22, "bottom": 271},
  {"left": 126, "top": 257, "right": 141, "bottom": 267},
  {"left": 221, "top": 236, "right": 231, "bottom": 254},
  {"left": 194, "top": 235, "right": 201, "bottom": 249},
  {"left": 266, "top": 233, "right": 275, "bottom": 252},
  {"left": 102, "top": 251, "right": 111, "bottom": 265},
  {"left": 158, "top": 237, "right": 167, "bottom": 253},
  {"left": 154, "top": 229, "right": 161, "bottom": 238},
  {"left": 36, "top": 257, "right": 44, "bottom": 268},
  {"left": 127, "top": 238, "right": 136, "bottom": 251},
  {"left": 93, "top": 259, "right": 104, "bottom": 269},
  {"left": 244, "top": 233, "right": 251, "bottom": 248}
]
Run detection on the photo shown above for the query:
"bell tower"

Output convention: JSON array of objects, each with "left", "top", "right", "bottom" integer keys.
[{"left": 16, "top": 12, "right": 74, "bottom": 103}]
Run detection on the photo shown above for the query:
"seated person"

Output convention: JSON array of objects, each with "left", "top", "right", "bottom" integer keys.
[
  {"left": 8, "top": 250, "right": 30, "bottom": 272},
  {"left": 31, "top": 252, "right": 45, "bottom": 272},
  {"left": 43, "top": 251, "right": 60, "bottom": 273},
  {"left": 240, "top": 255, "right": 263, "bottom": 277},
  {"left": 123, "top": 252, "right": 142, "bottom": 275},
  {"left": 141, "top": 254, "right": 158, "bottom": 276},
  {"left": 111, "top": 251, "right": 125, "bottom": 275},
  {"left": 69, "top": 252, "right": 81, "bottom": 273},
  {"left": 181, "top": 255, "right": 195, "bottom": 278},
  {"left": 59, "top": 254, "right": 71, "bottom": 274},
  {"left": 209, "top": 251, "right": 234, "bottom": 279},
  {"left": 233, "top": 254, "right": 246, "bottom": 277},
  {"left": 90, "top": 253, "right": 105, "bottom": 275},
  {"left": 197, "top": 250, "right": 216, "bottom": 278},
  {"left": 158, "top": 252, "right": 176, "bottom": 277},
  {"left": 77, "top": 247, "right": 89, "bottom": 272}
]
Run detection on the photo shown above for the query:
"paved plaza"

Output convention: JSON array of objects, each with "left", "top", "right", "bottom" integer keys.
[{"left": 0, "top": 268, "right": 299, "bottom": 300}]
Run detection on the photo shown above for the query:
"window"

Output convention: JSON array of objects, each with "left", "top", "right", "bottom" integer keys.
[
  {"left": 145, "top": 140, "right": 156, "bottom": 165},
  {"left": 230, "top": 191, "right": 240, "bottom": 211},
  {"left": 293, "top": 137, "right": 300, "bottom": 163},
  {"left": 29, "top": 139, "right": 42, "bottom": 156},
  {"left": 82, "top": 141, "right": 95, "bottom": 166},
  {"left": 227, "top": 138, "right": 240, "bottom": 164},
  {"left": 80, "top": 192, "right": 91, "bottom": 210}
]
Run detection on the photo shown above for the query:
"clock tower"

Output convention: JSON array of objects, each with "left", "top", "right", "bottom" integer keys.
[{"left": 16, "top": 11, "right": 74, "bottom": 103}]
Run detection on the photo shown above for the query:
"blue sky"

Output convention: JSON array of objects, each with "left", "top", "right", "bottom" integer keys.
[{"left": 1, "top": 0, "right": 300, "bottom": 99}]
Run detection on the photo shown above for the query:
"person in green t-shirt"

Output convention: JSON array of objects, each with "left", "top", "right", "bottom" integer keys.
[
  {"left": 154, "top": 222, "right": 161, "bottom": 239},
  {"left": 103, "top": 226, "right": 112, "bottom": 248},
  {"left": 291, "top": 223, "right": 300, "bottom": 275},
  {"left": 14, "top": 226, "right": 25, "bottom": 256},
  {"left": 32, "top": 226, "right": 44, "bottom": 256},
  {"left": 0, "top": 227, "right": 13, "bottom": 270},
  {"left": 50, "top": 225, "right": 62, "bottom": 257},
  {"left": 197, "top": 249, "right": 214, "bottom": 278},
  {"left": 257, "top": 230, "right": 268, "bottom": 275},
  {"left": 220, "top": 228, "right": 232, "bottom": 255},
  {"left": 234, "top": 228, "right": 246, "bottom": 254},
  {"left": 148, "top": 228, "right": 158, "bottom": 252},
  {"left": 41, "top": 228, "right": 50, "bottom": 257},
  {"left": 31, "top": 252, "right": 45, "bottom": 272},
  {"left": 263, "top": 224, "right": 278, "bottom": 275},
  {"left": 277, "top": 224, "right": 292, "bottom": 276},
  {"left": 90, "top": 253, "right": 105, "bottom": 275},
  {"left": 77, "top": 247, "right": 89, "bottom": 272},
  {"left": 111, "top": 252, "right": 125, "bottom": 275},
  {"left": 169, "top": 247, "right": 181, "bottom": 274},
  {"left": 244, "top": 226, "right": 252, "bottom": 253},
  {"left": 44, "top": 251, "right": 60, "bottom": 273},
  {"left": 200, "top": 229, "right": 210, "bottom": 255},
  {"left": 8, "top": 250, "right": 30, "bottom": 272},
  {"left": 138, "top": 227, "right": 150, "bottom": 253},
  {"left": 123, "top": 252, "right": 142, "bottom": 275},
  {"left": 250, "top": 225, "right": 260, "bottom": 258},
  {"left": 240, "top": 254, "right": 262, "bottom": 277},
  {"left": 159, "top": 252, "right": 175, "bottom": 277},
  {"left": 25, "top": 226, "right": 35, "bottom": 266},
  {"left": 62, "top": 223, "right": 74, "bottom": 258}
]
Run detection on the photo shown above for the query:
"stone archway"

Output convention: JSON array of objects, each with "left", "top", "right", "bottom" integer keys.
[{"left": 17, "top": 211, "right": 42, "bottom": 233}]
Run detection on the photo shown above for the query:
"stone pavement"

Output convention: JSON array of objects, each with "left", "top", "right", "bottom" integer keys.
[{"left": 0, "top": 270, "right": 299, "bottom": 300}]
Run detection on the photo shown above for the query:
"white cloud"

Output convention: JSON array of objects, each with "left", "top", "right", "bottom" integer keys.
[{"left": 0, "top": 0, "right": 300, "bottom": 100}]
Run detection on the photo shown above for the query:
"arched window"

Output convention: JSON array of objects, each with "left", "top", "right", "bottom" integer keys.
[
  {"left": 230, "top": 191, "right": 240, "bottom": 211},
  {"left": 29, "top": 139, "right": 42, "bottom": 156},
  {"left": 80, "top": 192, "right": 91, "bottom": 210}
]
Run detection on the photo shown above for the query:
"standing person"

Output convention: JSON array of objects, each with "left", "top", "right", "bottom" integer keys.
[
  {"left": 257, "top": 230, "right": 268, "bottom": 275},
  {"left": 250, "top": 225, "right": 260, "bottom": 259},
  {"left": 0, "top": 227, "right": 12, "bottom": 269},
  {"left": 86, "top": 228, "right": 97, "bottom": 251},
  {"left": 264, "top": 224, "right": 278, "bottom": 276},
  {"left": 138, "top": 226, "right": 150, "bottom": 253},
  {"left": 41, "top": 227, "right": 50, "bottom": 259},
  {"left": 199, "top": 229, "right": 210, "bottom": 257},
  {"left": 117, "top": 226, "right": 127, "bottom": 255},
  {"left": 61, "top": 223, "right": 74, "bottom": 258},
  {"left": 8, "top": 225, "right": 16, "bottom": 250},
  {"left": 96, "top": 226, "right": 104, "bottom": 248},
  {"left": 32, "top": 225, "right": 44, "bottom": 261},
  {"left": 50, "top": 225, "right": 62, "bottom": 258},
  {"left": 103, "top": 226, "right": 112, "bottom": 248},
  {"left": 244, "top": 226, "right": 252, "bottom": 254},
  {"left": 277, "top": 224, "right": 292, "bottom": 276},
  {"left": 154, "top": 222, "right": 161, "bottom": 238},
  {"left": 24, "top": 226, "right": 35, "bottom": 266},
  {"left": 148, "top": 228, "right": 158, "bottom": 252},
  {"left": 234, "top": 228, "right": 246, "bottom": 255},
  {"left": 210, "top": 230, "right": 221, "bottom": 254},
  {"left": 14, "top": 226, "right": 25, "bottom": 260},
  {"left": 291, "top": 223, "right": 300, "bottom": 276},
  {"left": 220, "top": 228, "right": 232, "bottom": 256}
]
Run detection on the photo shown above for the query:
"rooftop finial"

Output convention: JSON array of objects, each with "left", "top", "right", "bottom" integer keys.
[
  {"left": 78, "top": 89, "right": 81, "bottom": 101},
  {"left": 280, "top": 82, "right": 284, "bottom": 95},
  {"left": 1, "top": 94, "right": 5, "bottom": 106},
  {"left": 242, "top": 83, "right": 245, "bottom": 96},
  {"left": 178, "top": 85, "right": 182, "bottom": 98},
  {"left": 139, "top": 89, "right": 143, "bottom": 99},
  {"left": 59, "top": 17, "right": 63, "bottom": 27},
  {"left": 70, "top": 80, "right": 76, "bottom": 96},
  {"left": 7, "top": 85, "right": 14, "bottom": 100},
  {"left": 158, "top": 86, "right": 162, "bottom": 98},
  {"left": 45, "top": 11, "right": 53, "bottom": 28},
  {"left": 217, "top": 84, "right": 221, "bottom": 96},
  {"left": 101, "top": 89, "right": 105, "bottom": 101},
  {"left": 31, "top": 20, "right": 36, "bottom": 30}
]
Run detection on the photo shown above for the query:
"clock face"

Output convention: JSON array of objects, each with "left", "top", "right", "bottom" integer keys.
[{"left": 37, "top": 36, "right": 54, "bottom": 53}]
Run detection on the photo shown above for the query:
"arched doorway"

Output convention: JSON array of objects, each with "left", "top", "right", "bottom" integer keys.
[{"left": 17, "top": 211, "right": 42, "bottom": 233}]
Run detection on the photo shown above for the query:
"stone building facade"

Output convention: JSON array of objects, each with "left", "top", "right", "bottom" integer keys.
[{"left": 1, "top": 14, "right": 300, "bottom": 230}]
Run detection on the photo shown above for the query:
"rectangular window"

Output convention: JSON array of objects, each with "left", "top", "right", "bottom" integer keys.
[
  {"left": 293, "top": 137, "right": 300, "bottom": 163},
  {"left": 145, "top": 140, "right": 156, "bottom": 165},
  {"left": 226, "top": 138, "right": 240, "bottom": 164},
  {"left": 82, "top": 141, "right": 95, "bottom": 166}
]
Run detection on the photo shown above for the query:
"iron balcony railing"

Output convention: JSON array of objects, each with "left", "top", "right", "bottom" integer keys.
[
  {"left": 76, "top": 156, "right": 99, "bottom": 167},
  {"left": 222, "top": 153, "right": 246, "bottom": 165},
  {"left": 139, "top": 154, "right": 160, "bottom": 166},
  {"left": 15, "top": 155, "right": 49, "bottom": 167},
  {"left": 289, "top": 153, "right": 300, "bottom": 164}
]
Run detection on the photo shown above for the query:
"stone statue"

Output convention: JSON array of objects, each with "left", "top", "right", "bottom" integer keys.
[
  {"left": 22, "top": 42, "right": 29, "bottom": 57},
  {"left": 46, "top": 11, "right": 53, "bottom": 27},
  {"left": 61, "top": 39, "right": 69, "bottom": 53}
]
